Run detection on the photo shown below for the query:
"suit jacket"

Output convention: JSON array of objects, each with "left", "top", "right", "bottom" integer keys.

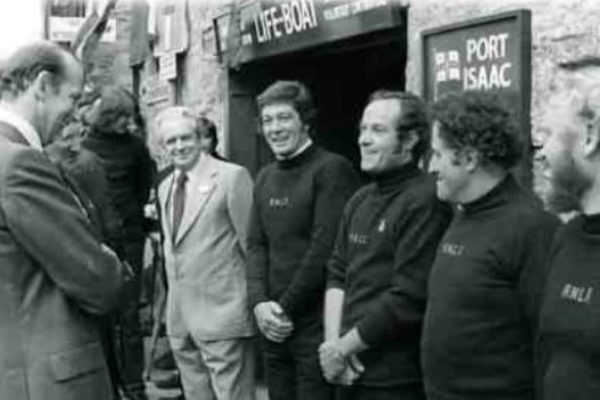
[
  {"left": 0, "top": 122, "right": 124, "bottom": 400},
  {"left": 158, "top": 155, "right": 255, "bottom": 340}
]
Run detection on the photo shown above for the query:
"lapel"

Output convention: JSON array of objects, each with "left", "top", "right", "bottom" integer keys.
[
  {"left": 158, "top": 172, "right": 175, "bottom": 240},
  {"left": 174, "top": 156, "right": 219, "bottom": 246},
  {"left": 0, "top": 121, "right": 30, "bottom": 146}
]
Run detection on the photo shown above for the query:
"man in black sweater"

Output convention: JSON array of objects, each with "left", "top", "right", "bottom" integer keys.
[
  {"left": 247, "top": 81, "right": 360, "bottom": 400},
  {"left": 537, "top": 58, "right": 600, "bottom": 400},
  {"left": 83, "top": 86, "right": 155, "bottom": 400},
  {"left": 423, "top": 91, "right": 560, "bottom": 400},
  {"left": 321, "top": 91, "right": 451, "bottom": 400}
]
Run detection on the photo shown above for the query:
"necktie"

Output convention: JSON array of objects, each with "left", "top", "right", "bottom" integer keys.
[{"left": 172, "top": 172, "right": 187, "bottom": 241}]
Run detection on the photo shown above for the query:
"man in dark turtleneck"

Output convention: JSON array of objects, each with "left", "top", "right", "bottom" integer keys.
[
  {"left": 247, "top": 80, "right": 360, "bottom": 400},
  {"left": 320, "top": 91, "right": 451, "bottom": 400},
  {"left": 423, "top": 91, "right": 560, "bottom": 400},
  {"left": 82, "top": 86, "right": 155, "bottom": 400},
  {"left": 537, "top": 58, "right": 600, "bottom": 400}
]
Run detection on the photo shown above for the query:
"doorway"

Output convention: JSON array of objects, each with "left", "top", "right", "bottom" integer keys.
[{"left": 227, "top": 25, "right": 407, "bottom": 176}]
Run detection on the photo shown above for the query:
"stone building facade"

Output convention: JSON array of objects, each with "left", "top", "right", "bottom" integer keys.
[{"left": 113, "top": 0, "right": 600, "bottom": 179}]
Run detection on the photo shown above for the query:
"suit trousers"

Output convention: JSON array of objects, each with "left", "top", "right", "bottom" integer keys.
[
  {"left": 169, "top": 334, "right": 256, "bottom": 400},
  {"left": 263, "top": 314, "right": 334, "bottom": 400}
]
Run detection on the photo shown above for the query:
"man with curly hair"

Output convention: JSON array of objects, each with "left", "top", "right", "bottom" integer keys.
[{"left": 422, "top": 91, "right": 560, "bottom": 400}]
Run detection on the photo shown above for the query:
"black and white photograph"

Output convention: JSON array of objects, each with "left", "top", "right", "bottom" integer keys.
[{"left": 0, "top": 1, "right": 599, "bottom": 399}]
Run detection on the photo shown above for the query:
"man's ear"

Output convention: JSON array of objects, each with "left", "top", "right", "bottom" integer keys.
[
  {"left": 581, "top": 121, "right": 600, "bottom": 158},
  {"left": 396, "top": 130, "right": 419, "bottom": 157},
  {"left": 31, "top": 70, "right": 56, "bottom": 101},
  {"left": 461, "top": 147, "right": 481, "bottom": 172}
]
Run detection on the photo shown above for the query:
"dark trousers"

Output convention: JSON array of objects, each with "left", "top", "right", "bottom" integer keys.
[
  {"left": 115, "top": 239, "right": 146, "bottom": 396},
  {"left": 336, "top": 384, "right": 425, "bottom": 400},
  {"left": 98, "top": 316, "right": 121, "bottom": 400},
  {"left": 263, "top": 315, "right": 334, "bottom": 400}
]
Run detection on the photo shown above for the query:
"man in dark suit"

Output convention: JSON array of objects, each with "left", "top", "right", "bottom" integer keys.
[
  {"left": 0, "top": 41, "right": 125, "bottom": 400},
  {"left": 156, "top": 107, "right": 256, "bottom": 400}
]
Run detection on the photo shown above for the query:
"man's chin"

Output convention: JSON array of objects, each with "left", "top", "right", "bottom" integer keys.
[{"left": 546, "top": 189, "right": 581, "bottom": 214}]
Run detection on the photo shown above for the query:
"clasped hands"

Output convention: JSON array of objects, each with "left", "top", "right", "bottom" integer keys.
[
  {"left": 319, "top": 339, "right": 364, "bottom": 386},
  {"left": 254, "top": 301, "right": 294, "bottom": 343}
]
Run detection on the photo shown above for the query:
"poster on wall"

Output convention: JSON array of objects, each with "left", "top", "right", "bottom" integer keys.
[{"left": 421, "top": 9, "right": 531, "bottom": 180}]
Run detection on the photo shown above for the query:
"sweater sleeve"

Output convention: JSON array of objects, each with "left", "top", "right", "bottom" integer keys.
[
  {"left": 513, "top": 210, "right": 561, "bottom": 400},
  {"left": 278, "top": 158, "right": 359, "bottom": 317},
  {"left": 356, "top": 198, "right": 450, "bottom": 346},
  {"left": 515, "top": 211, "right": 562, "bottom": 325},
  {"left": 246, "top": 176, "right": 271, "bottom": 310},
  {"left": 327, "top": 209, "right": 350, "bottom": 290}
]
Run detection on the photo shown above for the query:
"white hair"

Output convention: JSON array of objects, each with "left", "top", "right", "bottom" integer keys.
[{"left": 153, "top": 106, "right": 199, "bottom": 144}]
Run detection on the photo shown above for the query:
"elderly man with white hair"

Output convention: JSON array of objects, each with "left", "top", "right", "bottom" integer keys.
[{"left": 154, "top": 106, "right": 256, "bottom": 400}]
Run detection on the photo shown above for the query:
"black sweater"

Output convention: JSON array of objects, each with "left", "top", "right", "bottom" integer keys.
[
  {"left": 422, "top": 176, "right": 560, "bottom": 400},
  {"left": 247, "top": 144, "right": 360, "bottom": 320},
  {"left": 539, "top": 214, "right": 600, "bottom": 400},
  {"left": 328, "top": 164, "right": 451, "bottom": 387},
  {"left": 82, "top": 130, "right": 155, "bottom": 240}
]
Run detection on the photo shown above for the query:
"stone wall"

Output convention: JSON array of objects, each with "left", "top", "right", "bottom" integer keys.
[
  {"left": 405, "top": 0, "right": 600, "bottom": 144},
  {"left": 85, "top": 0, "right": 133, "bottom": 90},
  {"left": 123, "top": 0, "right": 600, "bottom": 170}
]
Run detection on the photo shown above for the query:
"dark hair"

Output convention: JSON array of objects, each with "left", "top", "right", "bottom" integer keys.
[
  {"left": 0, "top": 41, "right": 76, "bottom": 96},
  {"left": 365, "top": 90, "right": 429, "bottom": 160},
  {"left": 198, "top": 117, "right": 217, "bottom": 145},
  {"left": 256, "top": 80, "right": 316, "bottom": 127},
  {"left": 89, "top": 85, "right": 135, "bottom": 133},
  {"left": 432, "top": 91, "right": 522, "bottom": 170}
]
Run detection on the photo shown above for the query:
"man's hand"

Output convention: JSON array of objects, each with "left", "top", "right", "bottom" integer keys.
[
  {"left": 334, "top": 355, "right": 364, "bottom": 386},
  {"left": 253, "top": 301, "right": 294, "bottom": 343},
  {"left": 319, "top": 340, "right": 346, "bottom": 381},
  {"left": 319, "top": 340, "right": 365, "bottom": 385}
]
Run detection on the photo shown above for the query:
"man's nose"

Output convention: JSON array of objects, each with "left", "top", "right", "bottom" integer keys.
[
  {"left": 428, "top": 157, "right": 439, "bottom": 174},
  {"left": 358, "top": 130, "right": 371, "bottom": 146},
  {"left": 174, "top": 139, "right": 186, "bottom": 150}
]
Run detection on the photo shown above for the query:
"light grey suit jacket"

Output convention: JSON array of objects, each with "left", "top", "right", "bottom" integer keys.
[
  {"left": 159, "top": 155, "right": 256, "bottom": 340},
  {"left": 0, "top": 123, "right": 124, "bottom": 400}
]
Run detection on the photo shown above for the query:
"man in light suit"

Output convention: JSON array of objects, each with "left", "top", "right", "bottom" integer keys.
[
  {"left": 0, "top": 42, "right": 125, "bottom": 400},
  {"left": 155, "top": 107, "right": 256, "bottom": 400}
]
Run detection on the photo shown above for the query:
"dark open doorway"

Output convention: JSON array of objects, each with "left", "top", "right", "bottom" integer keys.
[{"left": 227, "top": 25, "right": 407, "bottom": 176}]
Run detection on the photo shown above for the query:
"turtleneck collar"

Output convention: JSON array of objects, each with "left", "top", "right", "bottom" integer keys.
[
  {"left": 276, "top": 143, "right": 317, "bottom": 169},
  {"left": 372, "top": 162, "right": 420, "bottom": 194},
  {"left": 582, "top": 213, "right": 600, "bottom": 235},
  {"left": 459, "top": 174, "right": 517, "bottom": 214},
  {"left": 88, "top": 128, "right": 129, "bottom": 141}
]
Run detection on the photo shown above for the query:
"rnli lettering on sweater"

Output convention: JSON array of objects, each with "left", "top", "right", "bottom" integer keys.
[{"left": 560, "top": 283, "right": 594, "bottom": 305}]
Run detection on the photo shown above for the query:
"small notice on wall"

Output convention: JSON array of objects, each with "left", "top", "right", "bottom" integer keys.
[{"left": 159, "top": 53, "right": 177, "bottom": 81}]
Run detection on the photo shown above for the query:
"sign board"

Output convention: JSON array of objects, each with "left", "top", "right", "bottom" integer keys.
[
  {"left": 153, "top": 0, "right": 189, "bottom": 56},
  {"left": 49, "top": 16, "right": 117, "bottom": 43},
  {"left": 159, "top": 53, "right": 177, "bottom": 81},
  {"left": 144, "top": 80, "right": 173, "bottom": 106},
  {"left": 422, "top": 10, "right": 532, "bottom": 180},
  {"left": 219, "top": 0, "right": 403, "bottom": 63}
]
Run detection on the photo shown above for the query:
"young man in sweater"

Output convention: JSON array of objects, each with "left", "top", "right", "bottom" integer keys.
[
  {"left": 247, "top": 80, "right": 360, "bottom": 400},
  {"left": 320, "top": 91, "right": 451, "bottom": 400},
  {"left": 537, "top": 58, "right": 600, "bottom": 399},
  {"left": 422, "top": 91, "right": 560, "bottom": 400}
]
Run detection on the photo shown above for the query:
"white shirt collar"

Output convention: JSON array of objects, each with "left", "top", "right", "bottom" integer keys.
[
  {"left": 276, "top": 138, "right": 313, "bottom": 160},
  {"left": 0, "top": 106, "right": 42, "bottom": 150}
]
